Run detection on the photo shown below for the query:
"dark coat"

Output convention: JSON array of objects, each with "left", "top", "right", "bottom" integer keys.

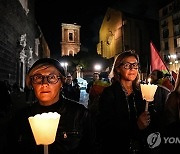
[
  {"left": 6, "top": 95, "right": 96, "bottom": 154},
  {"left": 62, "top": 83, "right": 80, "bottom": 102},
  {"left": 147, "top": 85, "right": 170, "bottom": 134},
  {"left": 97, "top": 81, "right": 146, "bottom": 153},
  {"left": 164, "top": 91, "right": 180, "bottom": 125},
  {"left": 161, "top": 91, "right": 180, "bottom": 154}
]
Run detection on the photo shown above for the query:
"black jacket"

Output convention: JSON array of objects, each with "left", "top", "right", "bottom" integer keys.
[
  {"left": 97, "top": 81, "right": 146, "bottom": 153},
  {"left": 6, "top": 95, "right": 96, "bottom": 154},
  {"left": 62, "top": 83, "right": 80, "bottom": 102}
]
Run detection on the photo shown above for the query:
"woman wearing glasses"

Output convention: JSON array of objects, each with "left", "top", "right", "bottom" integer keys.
[
  {"left": 6, "top": 58, "right": 96, "bottom": 154},
  {"left": 97, "top": 51, "right": 150, "bottom": 154}
]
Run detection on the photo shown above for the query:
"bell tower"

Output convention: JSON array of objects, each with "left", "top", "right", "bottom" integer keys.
[{"left": 61, "top": 23, "right": 81, "bottom": 56}]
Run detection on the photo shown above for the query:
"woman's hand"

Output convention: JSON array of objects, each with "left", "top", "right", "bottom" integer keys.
[{"left": 137, "top": 111, "right": 150, "bottom": 130}]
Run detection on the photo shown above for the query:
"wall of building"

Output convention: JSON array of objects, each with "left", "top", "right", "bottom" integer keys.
[
  {"left": 97, "top": 7, "right": 159, "bottom": 73},
  {"left": 159, "top": 0, "right": 180, "bottom": 72},
  {"left": 98, "top": 8, "right": 123, "bottom": 59},
  {"left": 0, "top": 0, "right": 49, "bottom": 88}
]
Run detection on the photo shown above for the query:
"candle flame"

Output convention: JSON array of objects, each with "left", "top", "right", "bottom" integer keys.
[{"left": 147, "top": 78, "right": 151, "bottom": 84}]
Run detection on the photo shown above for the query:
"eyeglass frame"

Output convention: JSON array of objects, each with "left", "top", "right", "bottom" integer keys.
[
  {"left": 118, "top": 62, "right": 139, "bottom": 70},
  {"left": 30, "top": 74, "right": 61, "bottom": 84}
]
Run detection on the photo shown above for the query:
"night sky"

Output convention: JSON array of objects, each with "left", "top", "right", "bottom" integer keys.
[{"left": 35, "top": 0, "right": 173, "bottom": 57}]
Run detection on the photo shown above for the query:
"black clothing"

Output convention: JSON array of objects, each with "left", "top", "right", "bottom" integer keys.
[
  {"left": 161, "top": 91, "right": 180, "bottom": 154},
  {"left": 62, "top": 83, "right": 80, "bottom": 102},
  {"left": 164, "top": 91, "right": 180, "bottom": 126},
  {"left": 0, "top": 81, "right": 12, "bottom": 153},
  {"left": 146, "top": 85, "right": 170, "bottom": 134},
  {"left": 86, "top": 80, "right": 94, "bottom": 93},
  {"left": 6, "top": 95, "right": 96, "bottom": 154},
  {"left": 97, "top": 81, "right": 146, "bottom": 154}
]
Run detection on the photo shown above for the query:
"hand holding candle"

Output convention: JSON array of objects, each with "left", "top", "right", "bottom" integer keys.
[{"left": 140, "top": 78, "right": 158, "bottom": 111}]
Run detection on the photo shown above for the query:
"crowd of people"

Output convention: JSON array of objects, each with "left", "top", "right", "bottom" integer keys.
[{"left": 0, "top": 51, "right": 179, "bottom": 154}]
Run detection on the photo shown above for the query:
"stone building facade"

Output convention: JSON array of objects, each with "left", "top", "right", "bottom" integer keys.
[
  {"left": 97, "top": 7, "right": 159, "bottom": 73},
  {"left": 0, "top": 0, "right": 49, "bottom": 90},
  {"left": 159, "top": 0, "right": 180, "bottom": 73}
]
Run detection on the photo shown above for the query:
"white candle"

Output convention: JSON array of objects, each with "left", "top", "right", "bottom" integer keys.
[
  {"left": 140, "top": 83, "right": 157, "bottom": 102},
  {"left": 28, "top": 112, "right": 60, "bottom": 145},
  {"left": 140, "top": 80, "right": 157, "bottom": 111}
]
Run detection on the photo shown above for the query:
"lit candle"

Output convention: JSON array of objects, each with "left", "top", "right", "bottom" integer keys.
[
  {"left": 147, "top": 78, "right": 151, "bottom": 84},
  {"left": 28, "top": 112, "right": 60, "bottom": 154},
  {"left": 140, "top": 79, "right": 157, "bottom": 111}
]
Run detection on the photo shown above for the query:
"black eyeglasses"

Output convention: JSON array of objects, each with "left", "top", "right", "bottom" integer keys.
[
  {"left": 120, "top": 62, "right": 139, "bottom": 70},
  {"left": 30, "top": 74, "right": 61, "bottom": 84}
]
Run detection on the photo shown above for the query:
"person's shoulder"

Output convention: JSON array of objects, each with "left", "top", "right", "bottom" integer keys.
[
  {"left": 101, "top": 83, "right": 112, "bottom": 91},
  {"left": 167, "top": 90, "right": 178, "bottom": 99},
  {"left": 88, "top": 80, "right": 93, "bottom": 84},
  {"left": 64, "top": 97, "right": 87, "bottom": 110},
  {"left": 157, "top": 84, "right": 170, "bottom": 93},
  {"left": 100, "top": 83, "right": 118, "bottom": 97},
  {"left": 12, "top": 103, "right": 31, "bottom": 119}
]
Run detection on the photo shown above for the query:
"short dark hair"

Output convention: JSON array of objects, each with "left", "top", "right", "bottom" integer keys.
[
  {"left": 93, "top": 72, "right": 100, "bottom": 75},
  {"left": 151, "top": 70, "right": 164, "bottom": 79},
  {"left": 28, "top": 58, "right": 65, "bottom": 77}
]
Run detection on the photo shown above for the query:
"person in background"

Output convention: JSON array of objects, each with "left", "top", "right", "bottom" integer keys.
[
  {"left": 162, "top": 73, "right": 174, "bottom": 91},
  {"left": 150, "top": 69, "right": 174, "bottom": 91},
  {"left": 0, "top": 81, "right": 12, "bottom": 115},
  {"left": 97, "top": 50, "right": 150, "bottom": 154},
  {"left": 62, "top": 74, "right": 80, "bottom": 102},
  {"left": 10, "top": 82, "right": 27, "bottom": 115},
  {"left": 3, "top": 80, "right": 12, "bottom": 94},
  {"left": 0, "top": 81, "right": 12, "bottom": 153},
  {"left": 86, "top": 72, "right": 100, "bottom": 93},
  {"left": 87, "top": 72, "right": 111, "bottom": 118},
  {"left": 86, "top": 72, "right": 100, "bottom": 113},
  {"left": 6, "top": 58, "right": 96, "bottom": 154},
  {"left": 72, "top": 78, "right": 81, "bottom": 101},
  {"left": 162, "top": 68, "right": 180, "bottom": 154}
]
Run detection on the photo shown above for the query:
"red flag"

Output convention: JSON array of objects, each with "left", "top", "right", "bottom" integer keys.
[{"left": 150, "top": 41, "right": 169, "bottom": 74}]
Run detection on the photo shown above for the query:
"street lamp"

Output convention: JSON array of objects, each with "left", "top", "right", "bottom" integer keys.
[
  {"left": 94, "top": 64, "right": 102, "bottom": 72},
  {"left": 60, "top": 62, "right": 68, "bottom": 76},
  {"left": 168, "top": 54, "right": 179, "bottom": 72}
]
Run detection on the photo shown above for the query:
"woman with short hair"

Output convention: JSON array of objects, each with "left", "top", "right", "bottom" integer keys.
[{"left": 6, "top": 58, "right": 96, "bottom": 154}]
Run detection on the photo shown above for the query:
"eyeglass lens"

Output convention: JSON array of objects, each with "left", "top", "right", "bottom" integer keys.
[
  {"left": 31, "top": 74, "right": 60, "bottom": 84},
  {"left": 123, "top": 62, "right": 139, "bottom": 69}
]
